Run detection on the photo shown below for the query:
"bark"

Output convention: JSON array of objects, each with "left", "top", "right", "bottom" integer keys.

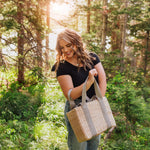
[
  {"left": 75, "top": 13, "right": 79, "bottom": 31},
  {"left": 144, "top": 30, "right": 149, "bottom": 77},
  {"left": 0, "top": 3, "right": 6, "bottom": 67},
  {"left": 36, "top": 31, "right": 43, "bottom": 68},
  {"left": 36, "top": 0, "right": 43, "bottom": 69},
  {"left": 0, "top": 49, "right": 4, "bottom": 66},
  {"left": 17, "top": 0, "right": 25, "bottom": 84},
  {"left": 111, "top": 29, "right": 121, "bottom": 51},
  {"left": 26, "top": 0, "right": 30, "bottom": 14},
  {"left": 0, "top": 34, "right": 5, "bottom": 67},
  {"left": 87, "top": 0, "right": 91, "bottom": 33},
  {"left": 101, "top": 0, "right": 108, "bottom": 51},
  {"left": 45, "top": 1, "right": 50, "bottom": 71},
  {"left": 120, "top": 0, "right": 128, "bottom": 73}
]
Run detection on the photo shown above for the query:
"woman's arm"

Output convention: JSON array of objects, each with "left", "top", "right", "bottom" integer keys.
[
  {"left": 57, "top": 69, "right": 97, "bottom": 100},
  {"left": 94, "top": 62, "right": 107, "bottom": 97}
]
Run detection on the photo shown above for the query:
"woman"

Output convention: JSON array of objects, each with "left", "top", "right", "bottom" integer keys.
[{"left": 52, "top": 29, "right": 107, "bottom": 150}]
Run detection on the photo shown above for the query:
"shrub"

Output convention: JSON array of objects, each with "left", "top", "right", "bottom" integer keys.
[
  {"left": 0, "top": 90, "right": 36, "bottom": 121},
  {"left": 107, "top": 74, "right": 148, "bottom": 124}
]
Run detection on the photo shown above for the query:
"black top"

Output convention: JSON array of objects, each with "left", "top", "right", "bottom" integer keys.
[{"left": 51, "top": 52, "right": 100, "bottom": 98}]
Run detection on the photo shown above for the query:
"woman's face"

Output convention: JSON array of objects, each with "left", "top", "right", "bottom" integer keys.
[{"left": 59, "top": 39, "right": 76, "bottom": 59}]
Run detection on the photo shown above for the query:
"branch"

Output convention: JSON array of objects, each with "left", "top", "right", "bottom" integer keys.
[
  {"left": 104, "top": 127, "right": 116, "bottom": 143},
  {"left": 99, "top": 127, "right": 116, "bottom": 150},
  {"left": 23, "top": 46, "right": 37, "bottom": 57},
  {"left": 2, "top": 53, "right": 18, "bottom": 62},
  {"left": 50, "top": 17, "right": 67, "bottom": 27},
  {"left": 0, "top": 37, "right": 17, "bottom": 47},
  {"left": 22, "top": 24, "right": 36, "bottom": 41}
]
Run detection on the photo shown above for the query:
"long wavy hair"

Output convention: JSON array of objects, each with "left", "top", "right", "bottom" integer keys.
[{"left": 55, "top": 29, "right": 94, "bottom": 71}]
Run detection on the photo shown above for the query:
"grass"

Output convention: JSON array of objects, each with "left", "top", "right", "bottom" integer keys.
[
  {"left": 0, "top": 75, "right": 150, "bottom": 150},
  {"left": 0, "top": 78, "right": 68, "bottom": 150}
]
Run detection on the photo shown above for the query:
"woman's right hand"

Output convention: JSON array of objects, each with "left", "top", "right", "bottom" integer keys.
[{"left": 88, "top": 68, "right": 98, "bottom": 85}]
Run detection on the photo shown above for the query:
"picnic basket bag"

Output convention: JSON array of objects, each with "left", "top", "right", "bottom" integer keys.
[{"left": 66, "top": 77, "right": 116, "bottom": 143}]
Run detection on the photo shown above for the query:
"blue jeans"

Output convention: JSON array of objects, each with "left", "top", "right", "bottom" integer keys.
[{"left": 64, "top": 100, "right": 101, "bottom": 150}]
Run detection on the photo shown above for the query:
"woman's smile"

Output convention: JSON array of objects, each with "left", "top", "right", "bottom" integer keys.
[
  {"left": 65, "top": 51, "right": 72, "bottom": 56},
  {"left": 59, "top": 39, "right": 76, "bottom": 59}
]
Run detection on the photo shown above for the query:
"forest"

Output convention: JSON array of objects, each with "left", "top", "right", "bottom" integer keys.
[{"left": 0, "top": 0, "right": 150, "bottom": 149}]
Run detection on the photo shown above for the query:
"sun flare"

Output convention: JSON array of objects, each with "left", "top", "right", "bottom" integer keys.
[{"left": 50, "top": 2, "right": 73, "bottom": 20}]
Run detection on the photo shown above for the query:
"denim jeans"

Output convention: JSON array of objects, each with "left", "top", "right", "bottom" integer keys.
[{"left": 64, "top": 100, "right": 101, "bottom": 150}]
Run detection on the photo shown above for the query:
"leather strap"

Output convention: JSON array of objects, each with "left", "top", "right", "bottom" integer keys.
[
  {"left": 68, "top": 89, "right": 76, "bottom": 109},
  {"left": 82, "top": 102, "right": 97, "bottom": 136},
  {"left": 68, "top": 88, "right": 91, "bottom": 109},
  {"left": 82, "top": 77, "right": 113, "bottom": 135}
]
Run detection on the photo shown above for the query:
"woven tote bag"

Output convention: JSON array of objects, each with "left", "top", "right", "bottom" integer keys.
[{"left": 66, "top": 77, "right": 116, "bottom": 143}]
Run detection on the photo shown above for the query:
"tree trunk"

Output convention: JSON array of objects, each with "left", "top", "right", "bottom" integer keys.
[
  {"left": 36, "top": 0, "right": 43, "bottom": 69},
  {"left": 111, "top": 29, "right": 121, "bottom": 51},
  {"left": 0, "top": 49, "right": 4, "bottom": 67},
  {"left": 0, "top": 34, "right": 5, "bottom": 67},
  {"left": 0, "top": 2, "right": 5, "bottom": 67},
  {"left": 75, "top": 14, "right": 79, "bottom": 31},
  {"left": 144, "top": 30, "right": 149, "bottom": 77},
  {"left": 36, "top": 31, "right": 43, "bottom": 68},
  {"left": 101, "top": 0, "right": 108, "bottom": 51},
  {"left": 17, "top": 0, "right": 25, "bottom": 84},
  {"left": 120, "top": 0, "right": 128, "bottom": 73},
  {"left": 45, "top": 1, "right": 50, "bottom": 71},
  {"left": 87, "top": 0, "right": 90, "bottom": 33}
]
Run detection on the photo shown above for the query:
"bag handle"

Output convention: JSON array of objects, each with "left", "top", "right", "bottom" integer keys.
[
  {"left": 68, "top": 77, "right": 101, "bottom": 108},
  {"left": 68, "top": 89, "right": 76, "bottom": 109},
  {"left": 68, "top": 87, "right": 91, "bottom": 109},
  {"left": 82, "top": 77, "right": 103, "bottom": 106},
  {"left": 81, "top": 77, "right": 102, "bottom": 136},
  {"left": 81, "top": 77, "right": 116, "bottom": 135}
]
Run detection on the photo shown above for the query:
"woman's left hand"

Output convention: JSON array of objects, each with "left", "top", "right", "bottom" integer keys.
[{"left": 88, "top": 68, "right": 98, "bottom": 85}]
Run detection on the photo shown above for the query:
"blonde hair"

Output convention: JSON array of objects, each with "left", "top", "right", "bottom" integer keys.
[{"left": 55, "top": 29, "right": 94, "bottom": 71}]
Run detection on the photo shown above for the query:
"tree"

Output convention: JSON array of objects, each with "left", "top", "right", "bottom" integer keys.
[
  {"left": 129, "top": 0, "right": 150, "bottom": 77},
  {"left": 0, "top": 32, "right": 5, "bottom": 67},
  {"left": 17, "top": 0, "right": 25, "bottom": 84},
  {"left": 0, "top": 0, "right": 48, "bottom": 84},
  {"left": 0, "top": 2, "right": 5, "bottom": 67},
  {"left": 101, "top": 0, "right": 108, "bottom": 51},
  {"left": 45, "top": 0, "right": 51, "bottom": 71},
  {"left": 36, "top": 0, "right": 43, "bottom": 70},
  {"left": 145, "top": 30, "right": 149, "bottom": 77},
  {"left": 120, "top": 0, "right": 128, "bottom": 73},
  {"left": 87, "top": 0, "right": 91, "bottom": 33}
]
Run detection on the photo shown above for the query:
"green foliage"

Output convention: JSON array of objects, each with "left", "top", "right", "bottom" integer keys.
[
  {"left": 30, "top": 67, "right": 43, "bottom": 79},
  {"left": 0, "top": 0, "right": 149, "bottom": 148},
  {"left": 27, "top": 82, "right": 45, "bottom": 96},
  {"left": 25, "top": 67, "right": 45, "bottom": 85},
  {"left": 0, "top": 73, "right": 149, "bottom": 149},
  {"left": 0, "top": 77, "right": 67, "bottom": 149},
  {"left": 82, "top": 32, "right": 101, "bottom": 54},
  {"left": 101, "top": 123, "right": 150, "bottom": 150},
  {"left": 107, "top": 73, "right": 149, "bottom": 124},
  {"left": 0, "top": 67, "right": 44, "bottom": 121},
  {"left": 0, "top": 119, "right": 34, "bottom": 150},
  {"left": 3, "top": 19, "right": 17, "bottom": 30},
  {"left": 0, "top": 89, "right": 35, "bottom": 121},
  {"left": 101, "top": 72, "right": 150, "bottom": 149},
  {"left": 33, "top": 120, "right": 67, "bottom": 150},
  {"left": 31, "top": 79, "right": 67, "bottom": 149}
]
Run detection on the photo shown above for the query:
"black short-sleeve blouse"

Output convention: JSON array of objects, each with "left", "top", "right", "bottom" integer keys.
[{"left": 51, "top": 52, "right": 100, "bottom": 98}]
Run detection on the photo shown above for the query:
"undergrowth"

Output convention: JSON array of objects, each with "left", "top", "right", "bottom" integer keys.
[
  {"left": 0, "top": 75, "right": 68, "bottom": 150},
  {"left": 0, "top": 69, "right": 149, "bottom": 150}
]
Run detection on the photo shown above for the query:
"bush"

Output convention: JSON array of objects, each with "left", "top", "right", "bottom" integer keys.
[
  {"left": 0, "top": 90, "right": 36, "bottom": 121},
  {"left": 107, "top": 74, "right": 148, "bottom": 124}
]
